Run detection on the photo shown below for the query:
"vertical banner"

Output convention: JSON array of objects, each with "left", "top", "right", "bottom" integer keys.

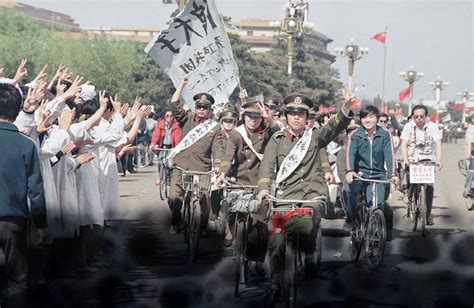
[{"left": 145, "top": 0, "right": 239, "bottom": 109}]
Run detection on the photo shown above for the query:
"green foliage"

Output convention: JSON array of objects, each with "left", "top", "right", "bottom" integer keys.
[{"left": 0, "top": 9, "right": 343, "bottom": 112}]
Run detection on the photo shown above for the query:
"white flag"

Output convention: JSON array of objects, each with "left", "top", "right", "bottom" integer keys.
[{"left": 145, "top": 0, "right": 239, "bottom": 109}]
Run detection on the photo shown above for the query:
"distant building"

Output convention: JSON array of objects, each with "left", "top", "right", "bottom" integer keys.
[
  {"left": 232, "top": 18, "right": 335, "bottom": 64},
  {"left": 0, "top": 0, "right": 80, "bottom": 32}
]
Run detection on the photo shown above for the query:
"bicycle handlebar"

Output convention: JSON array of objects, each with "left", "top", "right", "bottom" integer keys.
[
  {"left": 175, "top": 166, "right": 215, "bottom": 175},
  {"left": 266, "top": 195, "right": 327, "bottom": 204},
  {"left": 354, "top": 175, "right": 392, "bottom": 184}
]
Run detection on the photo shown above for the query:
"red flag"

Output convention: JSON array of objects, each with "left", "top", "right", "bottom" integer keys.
[
  {"left": 454, "top": 102, "right": 465, "bottom": 111},
  {"left": 430, "top": 114, "right": 438, "bottom": 122},
  {"left": 371, "top": 31, "right": 387, "bottom": 44},
  {"left": 467, "top": 107, "right": 474, "bottom": 113},
  {"left": 399, "top": 86, "right": 412, "bottom": 103},
  {"left": 319, "top": 105, "right": 336, "bottom": 113}
]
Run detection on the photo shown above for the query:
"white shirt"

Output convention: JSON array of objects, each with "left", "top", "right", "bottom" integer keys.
[{"left": 400, "top": 120, "right": 442, "bottom": 158}]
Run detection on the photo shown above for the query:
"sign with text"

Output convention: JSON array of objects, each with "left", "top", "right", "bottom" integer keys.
[
  {"left": 409, "top": 165, "right": 435, "bottom": 184},
  {"left": 145, "top": 0, "right": 239, "bottom": 109}
]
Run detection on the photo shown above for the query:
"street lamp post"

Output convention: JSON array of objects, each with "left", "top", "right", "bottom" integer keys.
[
  {"left": 428, "top": 77, "right": 449, "bottom": 123},
  {"left": 335, "top": 38, "right": 368, "bottom": 90},
  {"left": 458, "top": 89, "right": 474, "bottom": 123},
  {"left": 399, "top": 65, "right": 424, "bottom": 115},
  {"left": 269, "top": 2, "right": 313, "bottom": 75}
]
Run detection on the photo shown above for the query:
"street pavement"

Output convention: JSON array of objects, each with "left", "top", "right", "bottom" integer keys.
[{"left": 33, "top": 142, "right": 474, "bottom": 307}]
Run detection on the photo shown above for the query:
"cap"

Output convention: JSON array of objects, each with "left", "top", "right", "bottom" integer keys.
[
  {"left": 283, "top": 93, "right": 313, "bottom": 112},
  {"left": 264, "top": 98, "right": 278, "bottom": 109},
  {"left": 193, "top": 92, "right": 215, "bottom": 107},
  {"left": 221, "top": 110, "right": 238, "bottom": 121},
  {"left": 308, "top": 106, "right": 318, "bottom": 117},
  {"left": 242, "top": 101, "right": 263, "bottom": 118},
  {"left": 347, "top": 120, "right": 360, "bottom": 132}
]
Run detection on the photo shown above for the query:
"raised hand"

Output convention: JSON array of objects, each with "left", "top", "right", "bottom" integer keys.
[
  {"left": 32, "top": 64, "right": 48, "bottom": 84},
  {"left": 257, "top": 101, "right": 271, "bottom": 119},
  {"left": 137, "top": 105, "right": 152, "bottom": 119},
  {"left": 342, "top": 84, "right": 358, "bottom": 110},
  {"left": 109, "top": 94, "right": 121, "bottom": 112},
  {"left": 13, "top": 59, "right": 28, "bottom": 85},
  {"left": 98, "top": 90, "right": 108, "bottom": 110},
  {"left": 61, "top": 76, "right": 83, "bottom": 100},
  {"left": 120, "top": 103, "right": 130, "bottom": 118},
  {"left": 58, "top": 108, "right": 74, "bottom": 130},
  {"left": 36, "top": 110, "right": 53, "bottom": 134}
]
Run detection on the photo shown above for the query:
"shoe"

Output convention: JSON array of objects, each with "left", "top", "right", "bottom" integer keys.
[
  {"left": 168, "top": 225, "right": 177, "bottom": 235},
  {"left": 426, "top": 216, "right": 434, "bottom": 225},
  {"left": 207, "top": 219, "right": 217, "bottom": 232},
  {"left": 128, "top": 169, "right": 137, "bottom": 174},
  {"left": 343, "top": 220, "right": 353, "bottom": 231}
]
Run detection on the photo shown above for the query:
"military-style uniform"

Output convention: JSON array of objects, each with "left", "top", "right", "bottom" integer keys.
[
  {"left": 168, "top": 93, "right": 229, "bottom": 227},
  {"left": 219, "top": 102, "right": 280, "bottom": 186},
  {"left": 257, "top": 110, "right": 351, "bottom": 198},
  {"left": 258, "top": 93, "right": 352, "bottom": 288}
]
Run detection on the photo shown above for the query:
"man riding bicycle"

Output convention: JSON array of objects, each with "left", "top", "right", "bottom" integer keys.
[
  {"left": 256, "top": 92, "right": 355, "bottom": 303},
  {"left": 343, "top": 105, "right": 399, "bottom": 231},
  {"left": 400, "top": 105, "right": 442, "bottom": 225}
]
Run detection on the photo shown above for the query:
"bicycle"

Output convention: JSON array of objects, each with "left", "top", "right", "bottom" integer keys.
[
  {"left": 406, "top": 158, "right": 437, "bottom": 236},
  {"left": 132, "top": 143, "right": 154, "bottom": 168},
  {"left": 176, "top": 167, "right": 213, "bottom": 262},
  {"left": 152, "top": 147, "right": 171, "bottom": 200},
  {"left": 219, "top": 179, "right": 259, "bottom": 297},
  {"left": 349, "top": 175, "right": 392, "bottom": 271},
  {"left": 458, "top": 158, "right": 474, "bottom": 211},
  {"left": 267, "top": 195, "right": 326, "bottom": 308}
]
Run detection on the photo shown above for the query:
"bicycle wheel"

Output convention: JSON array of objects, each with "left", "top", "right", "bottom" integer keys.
[
  {"left": 283, "top": 240, "right": 297, "bottom": 308},
  {"left": 419, "top": 186, "right": 426, "bottom": 237},
  {"left": 233, "top": 221, "right": 246, "bottom": 297},
  {"left": 183, "top": 193, "right": 191, "bottom": 255},
  {"left": 190, "top": 198, "right": 201, "bottom": 262},
  {"left": 158, "top": 164, "right": 166, "bottom": 200},
  {"left": 412, "top": 188, "right": 419, "bottom": 232},
  {"left": 349, "top": 206, "right": 364, "bottom": 262},
  {"left": 366, "top": 208, "right": 386, "bottom": 271}
]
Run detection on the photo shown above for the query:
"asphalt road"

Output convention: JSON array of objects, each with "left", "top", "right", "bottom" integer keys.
[{"left": 32, "top": 141, "right": 474, "bottom": 307}]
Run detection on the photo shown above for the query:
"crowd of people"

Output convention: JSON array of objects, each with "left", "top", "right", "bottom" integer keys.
[
  {"left": 0, "top": 60, "right": 153, "bottom": 306},
  {"left": 0, "top": 59, "right": 450, "bottom": 306}
]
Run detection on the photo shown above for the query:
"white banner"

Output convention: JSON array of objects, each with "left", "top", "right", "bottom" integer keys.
[{"left": 145, "top": 0, "right": 239, "bottom": 109}]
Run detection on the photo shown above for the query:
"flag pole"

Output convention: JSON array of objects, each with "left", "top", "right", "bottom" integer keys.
[{"left": 381, "top": 27, "right": 388, "bottom": 112}]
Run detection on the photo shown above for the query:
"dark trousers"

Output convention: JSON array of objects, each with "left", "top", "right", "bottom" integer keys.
[{"left": 0, "top": 221, "right": 28, "bottom": 306}]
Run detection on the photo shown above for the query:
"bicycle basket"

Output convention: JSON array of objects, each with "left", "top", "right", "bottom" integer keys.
[
  {"left": 271, "top": 208, "right": 313, "bottom": 236},
  {"left": 181, "top": 172, "right": 212, "bottom": 196},
  {"left": 226, "top": 191, "right": 259, "bottom": 213}
]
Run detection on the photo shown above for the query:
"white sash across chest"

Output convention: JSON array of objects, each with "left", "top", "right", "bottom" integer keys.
[
  {"left": 235, "top": 125, "right": 264, "bottom": 161},
  {"left": 167, "top": 118, "right": 218, "bottom": 167},
  {"left": 276, "top": 127, "right": 313, "bottom": 184}
]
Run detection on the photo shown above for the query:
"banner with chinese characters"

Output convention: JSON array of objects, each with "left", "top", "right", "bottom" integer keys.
[{"left": 145, "top": 0, "right": 239, "bottom": 109}]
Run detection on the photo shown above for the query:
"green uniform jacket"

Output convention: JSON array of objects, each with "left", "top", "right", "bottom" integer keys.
[
  {"left": 170, "top": 100, "right": 225, "bottom": 172},
  {"left": 219, "top": 124, "right": 280, "bottom": 186},
  {"left": 258, "top": 110, "right": 352, "bottom": 199}
]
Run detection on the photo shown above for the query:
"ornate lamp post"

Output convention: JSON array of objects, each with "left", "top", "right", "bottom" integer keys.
[
  {"left": 269, "top": 2, "right": 313, "bottom": 75},
  {"left": 399, "top": 65, "right": 424, "bottom": 114},
  {"left": 458, "top": 89, "right": 474, "bottom": 122},
  {"left": 428, "top": 77, "right": 449, "bottom": 123},
  {"left": 334, "top": 38, "right": 368, "bottom": 89}
]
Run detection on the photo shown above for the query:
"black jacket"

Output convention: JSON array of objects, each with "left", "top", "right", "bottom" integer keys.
[{"left": 0, "top": 121, "right": 46, "bottom": 228}]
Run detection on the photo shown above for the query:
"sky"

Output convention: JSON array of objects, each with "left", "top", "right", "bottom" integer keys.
[{"left": 21, "top": 0, "right": 473, "bottom": 103}]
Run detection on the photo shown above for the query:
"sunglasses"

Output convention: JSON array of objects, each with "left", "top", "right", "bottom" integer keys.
[
  {"left": 196, "top": 105, "right": 210, "bottom": 110},
  {"left": 414, "top": 115, "right": 425, "bottom": 119}
]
